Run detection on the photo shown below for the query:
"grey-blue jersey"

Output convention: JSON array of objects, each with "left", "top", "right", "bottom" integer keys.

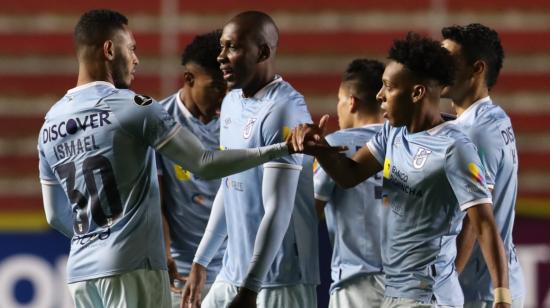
[
  {"left": 314, "top": 124, "right": 385, "bottom": 293},
  {"left": 218, "top": 76, "right": 320, "bottom": 287},
  {"left": 156, "top": 92, "right": 224, "bottom": 284},
  {"left": 38, "top": 81, "right": 178, "bottom": 283},
  {"left": 454, "top": 97, "right": 525, "bottom": 301},
  {"left": 366, "top": 121, "right": 492, "bottom": 305}
]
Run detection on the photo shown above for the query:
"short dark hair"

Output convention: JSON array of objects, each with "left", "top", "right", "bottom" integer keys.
[
  {"left": 74, "top": 9, "right": 128, "bottom": 49},
  {"left": 181, "top": 29, "right": 223, "bottom": 74},
  {"left": 442, "top": 23, "right": 504, "bottom": 89},
  {"left": 388, "top": 32, "right": 455, "bottom": 86},
  {"left": 342, "top": 59, "right": 385, "bottom": 112}
]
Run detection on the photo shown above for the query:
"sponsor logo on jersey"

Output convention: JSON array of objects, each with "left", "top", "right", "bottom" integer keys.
[
  {"left": 174, "top": 164, "right": 192, "bottom": 181},
  {"left": 383, "top": 159, "right": 391, "bottom": 179},
  {"left": 282, "top": 126, "right": 291, "bottom": 140},
  {"left": 468, "top": 162, "right": 485, "bottom": 185},
  {"left": 42, "top": 111, "right": 112, "bottom": 144},
  {"left": 133, "top": 94, "right": 153, "bottom": 106},
  {"left": 413, "top": 147, "right": 432, "bottom": 169},
  {"left": 243, "top": 118, "right": 257, "bottom": 139}
]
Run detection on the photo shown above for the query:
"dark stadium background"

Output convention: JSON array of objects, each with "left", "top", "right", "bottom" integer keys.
[{"left": 0, "top": 1, "right": 549, "bottom": 307}]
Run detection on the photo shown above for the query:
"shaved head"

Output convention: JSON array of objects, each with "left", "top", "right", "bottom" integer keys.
[{"left": 228, "top": 11, "right": 279, "bottom": 53}]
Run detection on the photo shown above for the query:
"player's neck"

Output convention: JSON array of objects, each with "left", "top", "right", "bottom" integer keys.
[
  {"left": 179, "top": 90, "right": 217, "bottom": 124},
  {"left": 354, "top": 113, "right": 383, "bottom": 128},
  {"left": 453, "top": 84, "right": 489, "bottom": 117},
  {"left": 77, "top": 62, "right": 113, "bottom": 87},
  {"left": 408, "top": 104, "right": 444, "bottom": 133},
  {"left": 241, "top": 69, "right": 276, "bottom": 98}
]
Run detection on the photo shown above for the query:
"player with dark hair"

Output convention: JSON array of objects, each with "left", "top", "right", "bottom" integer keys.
[
  {"left": 314, "top": 58, "right": 386, "bottom": 307},
  {"left": 156, "top": 30, "right": 228, "bottom": 308},
  {"left": 38, "top": 9, "right": 295, "bottom": 308},
  {"left": 441, "top": 23, "right": 524, "bottom": 308},
  {"left": 182, "top": 10, "right": 320, "bottom": 308},
  {"left": 290, "top": 32, "right": 510, "bottom": 307}
]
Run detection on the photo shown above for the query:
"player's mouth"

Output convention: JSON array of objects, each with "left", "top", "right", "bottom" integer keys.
[
  {"left": 220, "top": 66, "right": 234, "bottom": 80},
  {"left": 381, "top": 103, "right": 388, "bottom": 118}
]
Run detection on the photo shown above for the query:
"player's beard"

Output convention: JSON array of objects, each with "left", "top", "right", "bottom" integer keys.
[{"left": 111, "top": 52, "right": 131, "bottom": 89}]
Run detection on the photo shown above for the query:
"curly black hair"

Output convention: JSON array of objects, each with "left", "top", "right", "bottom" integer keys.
[
  {"left": 442, "top": 23, "right": 504, "bottom": 89},
  {"left": 388, "top": 32, "right": 455, "bottom": 86},
  {"left": 74, "top": 9, "right": 128, "bottom": 49},
  {"left": 342, "top": 59, "right": 385, "bottom": 112},
  {"left": 181, "top": 29, "right": 223, "bottom": 74}
]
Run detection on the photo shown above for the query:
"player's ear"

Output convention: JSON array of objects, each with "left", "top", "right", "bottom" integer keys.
[
  {"left": 257, "top": 43, "right": 270, "bottom": 62},
  {"left": 349, "top": 95, "right": 359, "bottom": 113},
  {"left": 103, "top": 40, "right": 115, "bottom": 61},
  {"left": 183, "top": 71, "right": 194, "bottom": 87},
  {"left": 472, "top": 60, "right": 486, "bottom": 78},
  {"left": 411, "top": 84, "right": 426, "bottom": 103}
]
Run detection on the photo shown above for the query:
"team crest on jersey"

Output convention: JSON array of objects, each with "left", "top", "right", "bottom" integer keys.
[
  {"left": 134, "top": 94, "right": 153, "bottom": 106},
  {"left": 243, "top": 118, "right": 257, "bottom": 139},
  {"left": 413, "top": 147, "right": 432, "bottom": 169}
]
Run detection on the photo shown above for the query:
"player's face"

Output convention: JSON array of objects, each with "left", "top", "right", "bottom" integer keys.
[
  {"left": 218, "top": 22, "right": 260, "bottom": 91},
  {"left": 186, "top": 63, "right": 227, "bottom": 114},
  {"left": 336, "top": 84, "right": 353, "bottom": 129},
  {"left": 376, "top": 61, "right": 415, "bottom": 127},
  {"left": 440, "top": 39, "right": 472, "bottom": 101},
  {"left": 111, "top": 26, "right": 139, "bottom": 89}
]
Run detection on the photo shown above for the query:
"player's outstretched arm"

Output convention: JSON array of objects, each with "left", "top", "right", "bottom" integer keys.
[
  {"left": 41, "top": 183, "right": 74, "bottom": 238},
  {"left": 158, "top": 125, "right": 289, "bottom": 180},
  {"left": 291, "top": 115, "right": 381, "bottom": 188},
  {"left": 466, "top": 203, "right": 511, "bottom": 307}
]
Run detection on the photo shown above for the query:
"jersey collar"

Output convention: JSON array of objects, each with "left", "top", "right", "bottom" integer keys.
[
  {"left": 455, "top": 96, "right": 492, "bottom": 123},
  {"left": 175, "top": 90, "right": 194, "bottom": 120},
  {"left": 67, "top": 81, "right": 115, "bottom": 94}
]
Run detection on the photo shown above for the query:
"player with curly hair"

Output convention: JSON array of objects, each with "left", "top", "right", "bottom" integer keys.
[{"left": 290, "top": 32, "right": 510, "bottom": 307}]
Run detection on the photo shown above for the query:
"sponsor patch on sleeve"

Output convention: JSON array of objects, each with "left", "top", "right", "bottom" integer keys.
[{"left": 134, "top": 94, "right": 153, "bottom": 106}]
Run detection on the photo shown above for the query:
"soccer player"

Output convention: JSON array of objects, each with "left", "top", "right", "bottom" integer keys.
[
  {"left": 156, "top": 30, "right": 227, "bottom": 307},
  {"left": 314, "top": 59, "right": 386, "bottom": 308},
  {"left": 291, "top": 33, "right": 511, "bottom": 307},
  {"left": 38, "top": 9, "right": 295, "bottom": 308},
  {"left": 181, "top": 11, "right": 319, "bottom": 308},
  {"left": 441, "top": 23, "right": 525, "bottom": 307}
]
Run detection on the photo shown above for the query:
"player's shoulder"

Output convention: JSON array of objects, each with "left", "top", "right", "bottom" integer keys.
[
  {"left": 106, "top": 88, "right": 154, "bottom": 107},
  {"left": 267, "top": 79, "right": 304, "bottom": 104}
]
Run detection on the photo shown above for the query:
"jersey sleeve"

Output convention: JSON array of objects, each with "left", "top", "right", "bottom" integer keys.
[
  {"left": 260, "top": 95, "right": 311, "bottom": 166},
  {"left": 313, "top": 134, "right": 338, "bottom": 201},
  {"left": 105, "top": 91, "right": 180, "bottom": 150},
  {"left": 445, "top": 139, "right": 493, "bottom": 211},
  {"left": 366, "top": 121, "right": 390, "bottom": 165},
  {"left": 37, "top": 143, "right": 57, "bottom": 184},
  {"left": 468, "top": 122, "right": 506, "bottom": 189}
]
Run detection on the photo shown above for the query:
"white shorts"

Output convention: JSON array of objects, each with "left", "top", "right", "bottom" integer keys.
[
  {"left": 381, "top": 297, "right": 460, "bottom": 308},
  {"left": 67, "top": 269, "right": 171, "bottom": 308},
  {"left": 464, "top": 298, "right": 524, "bottom": 308},
  {"left": 329, "top": 274, "right": 385, "bottom": 308},
  {"left": 201, "top": 280, "right": 317, "bottom": 308},
  {"left": 170, "top": 280, "right": 213, "bottom": 308}
]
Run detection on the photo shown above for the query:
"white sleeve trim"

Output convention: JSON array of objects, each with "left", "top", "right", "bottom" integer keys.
[
  {"left": 487, "top": 184, "right": 495, "bottom": 190},
  {"left": 263, "top": 162, "right": 303, "bottom": 171},
  {"left": 40, "top": 179, "right": 58, "bottom": 185},
  {"left": 460, "top": 198, "right": 493, "bottom": 211},
  {"left": 154, "top": 125, "right": 181, "bottom": 150},
  {"left": 366, "top": 141, "right": 384, "bottom": 165},
  {"left": 314, "top": 193, "right": 330, "bottom": 202}
]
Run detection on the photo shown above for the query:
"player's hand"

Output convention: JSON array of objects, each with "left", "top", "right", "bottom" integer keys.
[
  {"left": 227, "top": 287, "right": 257, "bottom": 308},
  {"left": 289, "top": 115, "right": 346, "bottom": 155},
  {"left": 180, "top": 263, "right": 206, "bottom": 308},
  {"left": 167, "top": 257, "right": 187, "bottom": 293}
]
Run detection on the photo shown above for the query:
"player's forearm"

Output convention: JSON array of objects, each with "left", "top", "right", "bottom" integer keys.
[
  {"left": 193, "top": 188, "right": 227, "bottom": 267},
  {"left": 159, "top": 126, "right": 289, "bottom": 180},
  {"left": 468, "top": 204, "right": 509, "bottom": 288},
  {"left": 316, "top": 152, "right": 366, "bottom": 188},
  {"left": 455, "top": 215, "right": 476, "bottom": 273},
  {"left": 242, "top": 164, "right": 301, "bottom": 292},
  {"left": 41, "top": 183, "right": 74, "bottom": 238}
]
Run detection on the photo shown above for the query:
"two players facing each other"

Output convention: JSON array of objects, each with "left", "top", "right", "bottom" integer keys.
[{"left": 37, "top": 8, "right": 522, "bottom": 308}]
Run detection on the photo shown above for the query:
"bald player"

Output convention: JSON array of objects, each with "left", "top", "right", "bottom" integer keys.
[
  {"left": 182, "top": 11, "right": 319, "bottom": 308},
  {"left": 38, "top": 9, "right": 295, "bottom": 308}
]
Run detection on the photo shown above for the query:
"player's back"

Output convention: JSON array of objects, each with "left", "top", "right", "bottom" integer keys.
[
  {"left": 38, "top": 81, "right": 177, "bottom": 283},
  {"left": 315, "top": 124, "right": 385, "bottom": 292},
  {"left": 218, "top": 76, "right": 319, "bottom": 287},
  {"left": 454, "top": 97, "right": 524, "bottom": 300}
]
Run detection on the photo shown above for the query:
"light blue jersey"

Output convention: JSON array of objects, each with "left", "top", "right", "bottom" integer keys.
[
  {"left": 454, "top": 97, "right": 525, "bottom": 301},
  {"left": 314, "top": 124, "right": 385, "bottom": 293},
  {"left": 156, "top": 92, "right": 225, "bottom": 284},
  {"left": 218, "top": 76, "right": 319, "bottom": 288},
  {"left": 38, "top": 81, "right": 177, "bottom": 283},
  {"left": 366, "top": 121, "right": 492, "bottom": 305}
]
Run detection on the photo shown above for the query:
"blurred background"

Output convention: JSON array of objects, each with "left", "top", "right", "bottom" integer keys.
[{"left": 0, "top": 0, "right": 549, "bottom": 307}]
